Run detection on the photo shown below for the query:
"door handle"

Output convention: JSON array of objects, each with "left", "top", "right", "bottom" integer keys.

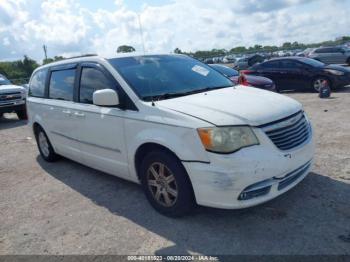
[
  {"left": 74, "top": 112, "right": 85, "bottom": 118},
  {"left": 62, "top": 110, "right": 72, "bottom": 116}
]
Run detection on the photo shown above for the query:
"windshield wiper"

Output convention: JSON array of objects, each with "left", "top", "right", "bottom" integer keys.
[{"left": 143, "top": 85, "right": 231, "bottom": 101}]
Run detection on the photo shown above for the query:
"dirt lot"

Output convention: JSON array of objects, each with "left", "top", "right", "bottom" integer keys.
[{"left": 0, "top": 90, "right": 350, "bottom": 255}]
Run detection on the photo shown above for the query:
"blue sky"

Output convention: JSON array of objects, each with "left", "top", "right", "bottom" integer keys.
[{"left": 0, "top": 0, "right": 349, "bottom": 62}]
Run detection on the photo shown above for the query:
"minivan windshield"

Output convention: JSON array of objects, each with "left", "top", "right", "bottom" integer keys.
[{"left": 108, "top": 55, "right": 233, "bottom": 101}]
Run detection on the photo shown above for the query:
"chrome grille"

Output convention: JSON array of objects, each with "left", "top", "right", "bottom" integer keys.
[
  {"left": 0, "top": 92, "right": 22, "bottom": 102},
  {"left": 261, "top": 111, "right": 311, "bottom": 151}
]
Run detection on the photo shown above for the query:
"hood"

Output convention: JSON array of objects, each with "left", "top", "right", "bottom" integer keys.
[
  {"left": 156, "top": 86, "right": 301, "bottom": 126},
  {"left": 0, "top": 84, "right": 25, "bottom": 93}
]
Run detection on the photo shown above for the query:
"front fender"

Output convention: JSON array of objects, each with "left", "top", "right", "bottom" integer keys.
[{"left": 125, "top": 120, "right": 210, "bottom": 180}]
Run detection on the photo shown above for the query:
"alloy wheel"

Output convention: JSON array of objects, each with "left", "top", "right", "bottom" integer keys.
[
  {"left": 147, "top": 162, "right": 178, "bottom": 207},
  {"left": 313, "top": 78, "right": 327, "bottom": 92}
]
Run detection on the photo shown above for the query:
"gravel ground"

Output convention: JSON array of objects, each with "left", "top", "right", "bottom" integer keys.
[{"left": 0, "top": 90, "right": 349, "bottom": 255}]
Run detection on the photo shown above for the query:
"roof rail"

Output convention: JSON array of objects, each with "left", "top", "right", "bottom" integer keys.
[{"left": 65, "top": 54, "right": 98, "bottom": 60}]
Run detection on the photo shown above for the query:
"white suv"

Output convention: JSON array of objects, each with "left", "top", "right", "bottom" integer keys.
[{"left": 27, "top": 54, "right": 314, "bottom": 217}]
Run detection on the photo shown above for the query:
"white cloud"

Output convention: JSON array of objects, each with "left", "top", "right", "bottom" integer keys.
[
  {"left": 0, "top": 0, "right": 349, "bottom": 61},
  {"left": 3, "top": 37, "right": 10, "bottom": 46}
]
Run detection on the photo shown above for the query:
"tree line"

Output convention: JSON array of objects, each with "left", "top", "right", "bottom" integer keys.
[
  {"left": 175, "top": 36, "right": 350, "bottom": 59},
  {"left": 1, "top": 37, "right": 349, "bottom": 85}
]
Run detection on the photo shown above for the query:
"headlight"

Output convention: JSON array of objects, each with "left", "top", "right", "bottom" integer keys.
[
  {"left": 324, "top": 69, "right": 345, "bottom": 76},
  {"left": 197, "top": 126, "right": 259, "bottom": 153}
]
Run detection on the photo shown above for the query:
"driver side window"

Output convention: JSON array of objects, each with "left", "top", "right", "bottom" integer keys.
[{"left": 79, "top": 67, "right": 115, "bottom": 104}]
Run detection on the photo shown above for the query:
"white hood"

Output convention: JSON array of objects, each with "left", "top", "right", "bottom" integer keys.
[
  {"left": 0, "top": 84, "right": 25, "bottom": 93},
  {"left": 157, "top": 86, "right": 302, "bottom": 126}
]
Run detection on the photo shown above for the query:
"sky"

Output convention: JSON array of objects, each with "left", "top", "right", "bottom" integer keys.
[{"left": 0, "top": 0, "right": 349, "bottom": 62}]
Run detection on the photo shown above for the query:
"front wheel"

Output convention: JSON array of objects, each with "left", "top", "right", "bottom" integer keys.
[
  {"left": 16, "top": 108, "right": 27, "bottom": 120},
  {"left": 139, "top": 150, "right": 196, "bottom": 217},
  {"left": 312, "top": 77, "right": 330, "bottom": 92}
]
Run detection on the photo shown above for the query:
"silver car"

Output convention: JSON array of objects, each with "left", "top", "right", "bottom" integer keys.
[{"left": 308, "top": 46, "right": 350, "bottom": 65}]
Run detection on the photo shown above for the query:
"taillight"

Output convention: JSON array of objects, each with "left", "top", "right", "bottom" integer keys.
[
  {"left": 238, "top": 74, "right": 249, "bottom": 86},
  {"left": 240, "top": 70, "right": 254, "bottom": 75}
]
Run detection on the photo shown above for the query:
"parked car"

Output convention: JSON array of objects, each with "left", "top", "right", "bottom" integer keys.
[
  {"left": 243, "top": 57, "right": 350, "bottom": 92},
  {"left": 308, "top": 46, "right": 350, "bottom": 65},
  {"left": 233, "top": 54, "right": 264, "bottom": 70},
  {"left": 209, "top": 64, "right": 276, "bottom": 91},
  {"left": 0, "top": 74, "right": 27, "bottom": 119},
  {"left": 222, "top": 55, "right": 236, "bottom": 63},
  {"left": 27, "top": 54, "right": 314, "bottom": 217},
  {"left": 296, "top": 48, "right": 316, "bottom": 57}
]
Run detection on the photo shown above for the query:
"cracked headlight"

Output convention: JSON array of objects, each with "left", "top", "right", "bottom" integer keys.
[{"left": 197, "top": 126, "right": 259, "bottom": 154}]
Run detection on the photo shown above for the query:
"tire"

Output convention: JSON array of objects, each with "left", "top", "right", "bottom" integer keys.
[
  {"left": 0, "top": 113, "right": 3, "bottom": 118},
  {"left": 139, "top": 150, "right": 196, "bottom": 217},
  {"left": 312, "top": 77, "right": 331, "bottom": 93},
  {"left": 16, "top": 108, "right": 27, "bottom": 120},
  {"left": 34, "top": 126, "right": 60, "bottom": 162}
]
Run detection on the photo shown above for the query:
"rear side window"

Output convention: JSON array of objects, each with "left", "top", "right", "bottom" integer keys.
[
  {"left": 79, "top": 67, "right": 115, "bottom": 104},
  {"left": 29, "top": 69, "right": 47, "bottom": 97},
  {"left": 49, "top": 69, "right": 76, "bottom": 101},
  {"left": 315, "top": 48, "right": 336, "bottom": 53}
]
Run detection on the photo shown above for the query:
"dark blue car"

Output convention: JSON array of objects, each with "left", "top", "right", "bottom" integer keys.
[{"left": 243, "top": 57, "right": 350, "bottom": 92}]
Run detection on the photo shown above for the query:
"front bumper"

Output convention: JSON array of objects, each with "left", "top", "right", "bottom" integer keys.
[
  {"left": 183, "top": 127, "right": 314, "bottom": 209},
  {"left": 332, "top": 74, "right": 350, "bottom": 89},
  {"left": 0, "top": 99, "right": 26, "bottom": 113}
]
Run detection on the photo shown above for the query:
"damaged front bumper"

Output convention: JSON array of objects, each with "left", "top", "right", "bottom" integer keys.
[{"left": 182, "top": 128, "right": 314, "bottom": 209}]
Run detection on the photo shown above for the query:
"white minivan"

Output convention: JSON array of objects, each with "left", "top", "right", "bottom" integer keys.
[{"left": 27, "top": 54, "right": 314, "bottom": 217}]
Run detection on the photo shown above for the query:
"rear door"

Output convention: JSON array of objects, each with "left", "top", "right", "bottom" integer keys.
[
  {"left": 45, "top": 64, "right": 82, "bottom": 162},
  {"left": 72, "top": 63, "right": 130, "bottom": 179}
]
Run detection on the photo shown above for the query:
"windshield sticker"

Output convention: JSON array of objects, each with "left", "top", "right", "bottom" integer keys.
[{"left": 192, "top": 65, "right": 209, "bottom": 76}]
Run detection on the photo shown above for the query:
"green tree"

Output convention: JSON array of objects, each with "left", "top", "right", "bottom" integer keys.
[
  {"left": 174, "top": 48, "right": 182, "bottom": 54},
  {"left": 43, "top": 56, "right": 64, "bottom": 65},
  {"left": 117, "top": 45, "right": 136, "bottom": 53}
]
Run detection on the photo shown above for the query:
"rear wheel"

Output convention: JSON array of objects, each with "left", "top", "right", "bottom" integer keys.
[
  {"left": 139, "top": 150, "right": 196, "bottom": 217},
  {"left": 35, "top": 126, "right": 60, "bottom": 162}
]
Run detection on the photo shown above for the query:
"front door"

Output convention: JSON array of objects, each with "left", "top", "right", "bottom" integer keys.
[{"left": 72, "top": 64, "right": 130, "bottom": 179}]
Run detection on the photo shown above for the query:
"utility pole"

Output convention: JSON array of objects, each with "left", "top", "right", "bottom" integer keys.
[
  {"left": 137, "top": 14, "right": 146, "bottom": 55},
  {"left": 43, "top": 45, "right": 48, "bottom": 61}
]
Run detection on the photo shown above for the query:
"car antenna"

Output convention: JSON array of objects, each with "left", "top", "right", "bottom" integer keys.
[{"left": 138, "top": 13, "right": 155, "bottom": 106}]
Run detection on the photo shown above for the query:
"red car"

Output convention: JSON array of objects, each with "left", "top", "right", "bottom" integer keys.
[{"left": 209, "top": 64, "right": 276, "bottom": 92}]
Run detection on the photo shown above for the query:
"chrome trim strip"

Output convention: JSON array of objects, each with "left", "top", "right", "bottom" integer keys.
[
  {"left": 51, "top": 131, "right": 121, "bottom": 153},
  {"left": 262, "top": 112, "right": 304, "bottom": 132}
]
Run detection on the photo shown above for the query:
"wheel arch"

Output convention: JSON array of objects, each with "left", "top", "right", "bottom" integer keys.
[
  {"left": 134, "top": 142, "right": 182, "bottom": 181},
  {"left": 311, "top": 75, "right": 333, "bottom": 89}
]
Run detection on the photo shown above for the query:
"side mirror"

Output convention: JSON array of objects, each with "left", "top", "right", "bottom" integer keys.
[{"left": 93, "top": 89, "right": 119, "bottom": 107}]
